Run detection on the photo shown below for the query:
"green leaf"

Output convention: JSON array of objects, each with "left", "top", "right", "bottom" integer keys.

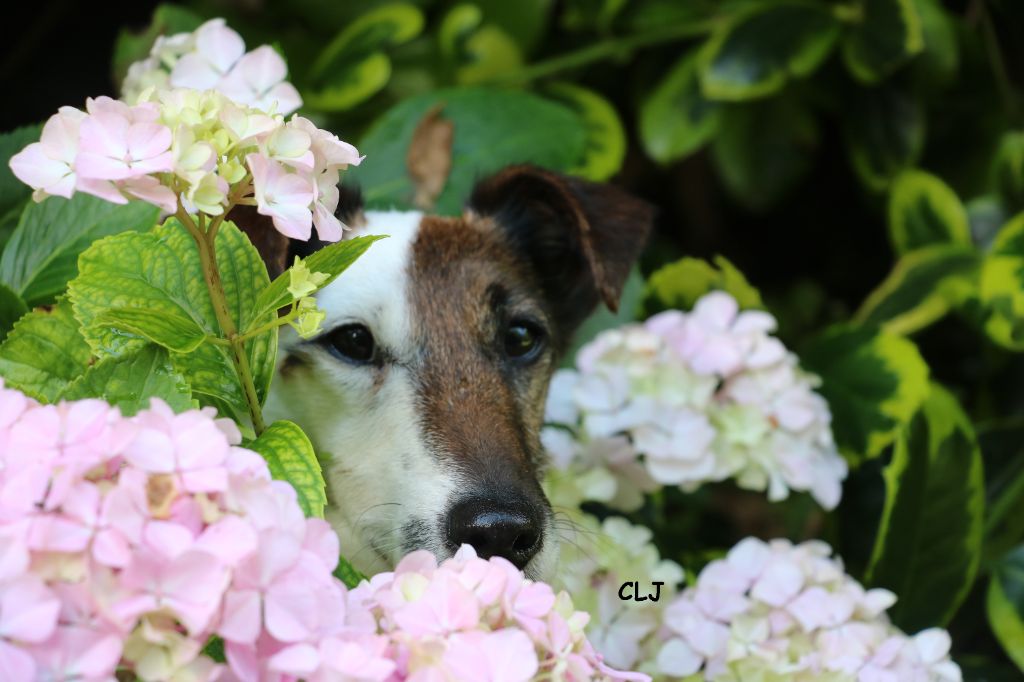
[
  {"left": 541, "top": 82, "right": 626, "bottom": 182},
  {"left": 0, "top": 300, "right": 91, "bottom": 403},
  {"left": 250, "top": 235, "right": 383, "bottom": 324},
  {"left": 711, "top": 98, "right": 818, "bottom": 211},
  {"left": 865, "top": 383, "right": 984, "bottom": 631},
  {"left": 988, "top": 545, "right": 1024, "bottom": 674},
  {"left": 95, "top": 307, "right": 207, "bottom": 353},
  {"left": 334, "top": 554, "right": 369, "bottom": 588},
  {"left": 62, "top": 345, "right": 194, "bottom": 416},
  {"left": 994, "top": 131, "right": 1024, "bottom": 212},
  {"left": 350, "top": 87, "right": 587, "bottom": 216},
  {"left": 698, "top": 1, "right": 840, "bottom": 101},
  {"left": 249, "top": 421, "right": 327, "bottom": 518},
  {"left": 842, "top": 0, "right": 925, "bottom": 84},
  {"left": 112, "top": 3, "right": 204, "bottom": 86},
  {"left": 0, "top": 195, "right": 159, "bottom": 307},
  {"left": 0, "top": 124, "right": 43, "bottom": 219},
  {"left": 310, "top": 3, "right": 424, "bottom": 81},
  {"left": 844, "top": 84, "right": 925, "bottom": 192},
  {"left": 454, "top": 25, "right": 523, "bottom": 85},
  {"left": 643, "top": 255, "right": 763, "bottom": 317},
  {"left": 910, "top": 0, "right": 959, "bottom": 88},
  {"left": 639, "top": 52, "right": 721, "bottom": 164},
  {"left": 855, "top": 245, "right": 979, "bottom": 334},
  {"left": 979, "top": 214, "right": 1024, "bottom": 350},
  {"left": 302, "top": 52, "right": 393, "bottom": 112},
  {"left": 0, "top": 283, "right": 27, "bottom": 342},
  {"left": 801, "top": 325, "right": 930, "bottom": 463},
  {"left": 471, "top": 0, "right": 552, "bottom": 54},
  {"left": 888, "top": 170, "right": 971, "bottom": 255},
  {"left": 68, "top": 220, "right": 276, "bottom": 423}
]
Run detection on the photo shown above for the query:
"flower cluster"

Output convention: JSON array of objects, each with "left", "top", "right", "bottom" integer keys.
[
  {"left": 10, "top": 88, "right": 361, "bottom": 242},
  {"left": 551, "top": 512, "right": 683, "bottom": 673},
  {"left": 655, "top": 538, "right": 961, "bottom": 681},
  {"left": 543, "top": 291, "right": 847, "bottom": 511},
  {"left": 122, "top": 18, "right": 302, "bottom": 116},
  {"left": 0, "top": 382, "right": 643, "bottom": 681}
]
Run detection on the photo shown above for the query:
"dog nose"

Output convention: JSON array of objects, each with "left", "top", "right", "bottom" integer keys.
[{"left": 446, "top": 497, "right": 542, "bottom": 570}]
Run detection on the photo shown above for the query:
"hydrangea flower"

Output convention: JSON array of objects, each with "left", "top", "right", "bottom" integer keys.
[
  {"left": 0, "top": 381, "right": 645, "bottom": 681},
  {"left": 9, "top": 88, "right": 362, "bottom": 242},
  {"left": 544, "top": 291, "right": 847, "bottom": 511},
  {"left": 655, "top": 537, "right": 961, "bottom": 681},
  {"left": 123, "top": 18, "right": 302, "bottom": 116}
]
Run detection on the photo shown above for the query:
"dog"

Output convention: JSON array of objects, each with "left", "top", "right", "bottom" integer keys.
[{"left": 240, "top": 165, "right": 653, "bottom": 579}]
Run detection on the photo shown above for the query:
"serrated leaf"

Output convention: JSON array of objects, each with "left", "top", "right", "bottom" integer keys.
[
  {"left": 801, "top": 325, "right": 930, "bottom": 463},
  {"left": 349, "top": 87, "right": 587, "bottom": 216},
  {"left": 855, "top": 245, "right": 979, "bottom": 333},
  {"left": 0, "top": 283, "right": 27, "bottom": 342},
  {"left": 699, "top": 0, "right": 840, "bottom": 101},
  {"left": 980, "top": 214, "right": 1024, "bottom": 350},
  {"left": 0, "top": 195, "right": 158, "bottom": 307},
  {"left": 542, "top": 82, "right": 625, "bottom": 182},
  {"left": 843, "top": 0, "right": 925, "bottom": 84},
  {"left": 68, "top": 219, "right": 275, "bottom": 424},
  {"left": 988, "top": 546, "right": 1024, "bottom": 674},
  {"left": 643, "top": 255, "right": 763, "bottom": 317},
  {"left": 865, "top": 383, "right": 984, "bottom": 631},
  {"left": 334, "top": 554, "right": 369, "bottom": 588},
  {"left": 249, "top": 421, "right": 327, "bottom": 518},
  {"left": 62, "top": 345, "right": 194, "bottom": 416},
  {"left": 844, "top": 84, "right": 925, "bottom": 192},
  {"left": 711, "top": 98, "right": 818, "bottom": 211},
  {"left": 96, "top": 307, "right": 207, "bottom": 353},
  {"left": 250, "top": 235, "right": 383, "bottom": 324},
  {"left": 0, "top": 300, "right": 91, "bottom": 403},
  {"left": 0, "top": 124, "right": 43, "bottom": 219},
  {"left": 639, "top": 52, "right": 720, "bottom": 164},
  {"left": 888, "top": 170, "right": 970, "bottom": 254}
]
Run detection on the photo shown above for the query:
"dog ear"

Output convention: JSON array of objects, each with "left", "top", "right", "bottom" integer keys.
[
  {"left": 468, "top": 165, "right": 654, "bottom": 339},
  {"left": 227, "top": 185, "right": 366, "bottom": 279}
]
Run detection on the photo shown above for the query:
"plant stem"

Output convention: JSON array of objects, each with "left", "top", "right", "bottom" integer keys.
[
  {"left": 238, "top": 304, "right": 299, "bottom": 342},
  {"left": 176, "top": 208, "right": 267, "bottom": 435},
  {"left": 487, "top": 20, "right": 717, "bottom": 85}
]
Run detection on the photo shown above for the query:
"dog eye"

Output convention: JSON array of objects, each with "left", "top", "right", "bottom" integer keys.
[
  {"left": 504, "top": 320, "right": 544, "bottom": 360},
  {"left": 323, "top": 324, "right": 376, "bottom": 364}
]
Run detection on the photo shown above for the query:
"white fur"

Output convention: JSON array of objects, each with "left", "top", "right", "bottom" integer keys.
[{"left": 266, "top": 209, "right": 555, "bottom": 578}]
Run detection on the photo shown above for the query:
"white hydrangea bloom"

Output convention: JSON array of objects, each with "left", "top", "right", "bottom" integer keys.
[
  {"left": 549, "top": 511, "right": 684, "bottom": 672},
  {"left": 122, "top": 18, "right": 302, "bottom": 115},
  {"left": 544, "top": 291, "right": 847, "bottom": 511},
  {"left": 655, "top": 538, "right": 961, "bottom": 682}
]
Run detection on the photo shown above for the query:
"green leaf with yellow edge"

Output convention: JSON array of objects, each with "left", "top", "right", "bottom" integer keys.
[
  {"left": 855, "top": 245, "right": 979, "bottom": 334},
  {"left": 62, "top": 345, "right": 194, "bottom": 416},
  {"left": 842, "top": 0, "right": 925, "bottom": 84},
  {"left": 888, "top": 170, "right": 970, "bottom": 255},
  {"left": 801, "top": 325, "right": 929, "bottom": 463},
  {"left": 994, "top": 131, "right": 1024, "bottom": 212},
  {"left": 249, "top": 420, "right": 327, "bottom": 518},
  {"left": 988, "top": 545, "right": 1024, "bottom": 674},
  {"left": 303, "top": 52, "right": 393, "bottom": 112},
  {"left": 541, "top": 82, "right": 625, "bottom": 182},
  {"left": 0, "top": 299, "right": 91, "bottom": 403},
  {"left": 865, "top": 383, "right": 984, "bottom": 631},
  {"left": 640, "top": 52, "right": 720, "bottom": 164},
  {"left": 334, "top": 554, "right": 369, "bottom": 589},
  {"left": 68, "top": 219, "right": 276, "bottom": 424},
  {"left": 455, "top": 25, "right": 523, "bottom": 85},
  {"left": 980, "top": 214, "right": 1024, "bottom": 350},
  {"left": 250, "top": 235, "right": 384, "bottom": 325},
  {"left": 309, "top": 3, "right": 424, "bottom": 81},
  {"left": 844, "top": 84, "right": 925, "bottom": 192},
  {"left": 643, "top": 255, "right": 764, "bottom": 317},
  {"left": 698, "top": 0, "right": 840, "bottom": 101},
  {"left": 0, "top": 283, "right": 27, "bottom": 342},
  {"left": 0, "top": 194, "right": 159, "bottom": 307}
]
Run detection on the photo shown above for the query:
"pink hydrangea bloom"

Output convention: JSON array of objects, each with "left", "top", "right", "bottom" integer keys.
[
  {"left": 543, "top": 291, "right": 847, "bottom": 511},
  {"left": 655, "top": 538, "right": 962, "bottom": 681},
  {"left": 0, "top": 381, "right": 643, "bottom": 681}
]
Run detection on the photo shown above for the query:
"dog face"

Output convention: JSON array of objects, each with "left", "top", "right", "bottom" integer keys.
[{"left": 255, "top": 166, "right": 653, "bottom": 579}]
